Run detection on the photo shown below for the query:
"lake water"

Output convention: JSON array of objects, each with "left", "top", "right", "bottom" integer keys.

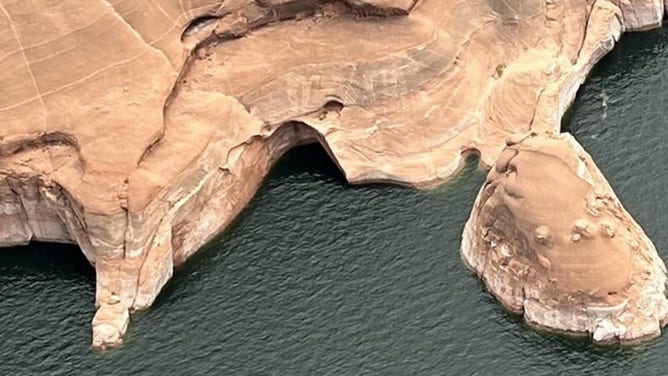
[{"left": 2, "top": 28, "right": 668, "bottom": 375}]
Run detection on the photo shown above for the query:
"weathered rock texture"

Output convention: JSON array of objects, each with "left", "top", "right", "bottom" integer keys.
[
  {"left": 462, "top": 133, "right": 668, "bottom": 343},
  {"left": 0, "top": 0, "right": 666, "bottom": 349}
]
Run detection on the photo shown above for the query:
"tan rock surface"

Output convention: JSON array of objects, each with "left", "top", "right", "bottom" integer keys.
[
  {"left": 0, "top": 0, "right": 666, "bottom": 348},
  {"left": 461, "top": 133, "right": 668, "bottom": 343}
]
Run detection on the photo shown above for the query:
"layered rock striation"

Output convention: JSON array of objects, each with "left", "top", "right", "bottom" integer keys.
[{"left": 1, "top": 0, "right": 667, "bottom": 348}]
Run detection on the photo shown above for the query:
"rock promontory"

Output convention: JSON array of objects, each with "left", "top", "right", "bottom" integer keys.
[{"left": 462, "top": 133, "right": 668, "bottom": 343}]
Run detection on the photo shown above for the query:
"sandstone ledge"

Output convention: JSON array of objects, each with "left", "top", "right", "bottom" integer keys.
[
  {"left": 462, "top": 133, "right": 668, "bottom": 343},
  {"left": 0, "top": 0, "right": 666, "bottom": 349}
]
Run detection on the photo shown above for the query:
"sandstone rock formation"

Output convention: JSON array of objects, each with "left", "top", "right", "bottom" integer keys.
[
  {"left": 0, "top": 0, "right": 666, "bottom": 349},
  {"left": 462, "top": 133, "right": 668, "bottom": 343}
]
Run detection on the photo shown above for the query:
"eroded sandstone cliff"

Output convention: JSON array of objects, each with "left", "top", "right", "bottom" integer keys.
[{"left": 0, "top": 0, "right": 666, "bottom": 349}]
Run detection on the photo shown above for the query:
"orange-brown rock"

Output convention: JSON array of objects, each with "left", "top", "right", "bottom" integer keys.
[
  {"left": 0, "top": 0, "right": 666, "bottom": 349},
  {"left": 462, "top": 133, "right": 668, "bottom": 343}
]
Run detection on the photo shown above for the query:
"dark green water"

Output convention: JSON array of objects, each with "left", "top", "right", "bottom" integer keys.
[{"left": 3, "top": 29, "right": 668, "bottom": 375}]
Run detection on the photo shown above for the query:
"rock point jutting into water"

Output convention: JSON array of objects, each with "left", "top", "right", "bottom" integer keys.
[
  {"left": 0, "top": 0, "right": 667, "bottom": 349},
  {"left": 462, "top": 132, "right": 668, "bottom": 343}
]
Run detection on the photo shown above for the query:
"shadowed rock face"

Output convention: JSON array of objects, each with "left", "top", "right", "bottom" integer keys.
[
  {"left": 462, "top": 133, "right": 668, "bottom": 343},
  {"left": 0, "top": 0, "right": 666, "bottom": 349}
]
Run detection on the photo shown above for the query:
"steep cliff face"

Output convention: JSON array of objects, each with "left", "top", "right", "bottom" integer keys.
[
  {"left": 462, "top": 133, "right": 668, "bottom": 343},
  {"left": 0, "top": 0, "right": 666, "bottom": 349}
]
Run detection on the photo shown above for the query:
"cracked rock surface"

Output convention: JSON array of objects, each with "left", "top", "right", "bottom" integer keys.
[{"left": 0, "top": 0, "right": 666, "bottom": 349}]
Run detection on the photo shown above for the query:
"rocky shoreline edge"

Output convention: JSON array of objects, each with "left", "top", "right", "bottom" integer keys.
[{"left": 1, "top": 0, "right": 668, "bottom": 349}]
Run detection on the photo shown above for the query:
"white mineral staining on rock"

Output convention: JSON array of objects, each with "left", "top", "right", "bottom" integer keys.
[
  {"left": 587, "top": 197, "right": 606, "bottom": 216},
  {"left": 91, "top": 302, "right": 130, "bottom": 351},
  {"left": 462, "top": 133, "right": 668, "bottom": 344},
  {"left": 536, "top": 253, "right": 552, "bottom": 270},
  {"left": 573, "top": 218, "right": 596, "bottom": 239},
  {"left": 535, "top": 226, "right": 551, "bottom": 246}
]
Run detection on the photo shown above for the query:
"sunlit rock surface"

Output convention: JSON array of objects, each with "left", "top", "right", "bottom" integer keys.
[
  {"left": 462, "top": 133, "right": 668, "bottom": 343},
  {"left": 0, "top": 0, "right": 666, "bottom": 348}
]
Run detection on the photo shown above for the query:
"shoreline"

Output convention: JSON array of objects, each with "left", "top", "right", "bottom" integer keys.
[{"left": 1, "top": 0, "right": 667, "bottom": 349}]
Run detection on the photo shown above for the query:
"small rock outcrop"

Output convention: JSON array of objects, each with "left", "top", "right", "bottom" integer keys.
[{"left": 462, "top": 133, "right": 668, "bottom": 343}]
